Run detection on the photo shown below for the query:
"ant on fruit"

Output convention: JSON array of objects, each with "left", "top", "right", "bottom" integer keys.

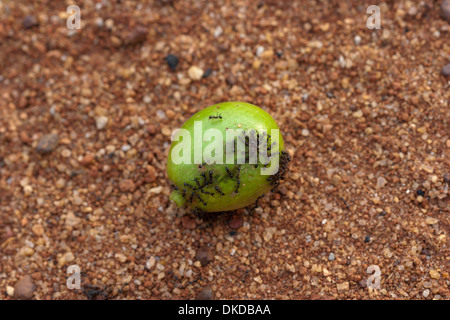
[
  {"left": 209, "top": 113, "right": 222, "bottom": 120},
  {"left": 235, "top": 166, "right": 241, "bottom": 193},
  {"left": 215, "top": 186, "right": 225, "bottom": 196},
  {"left": 225, "top": 166, "right": 233, "bottom": 178}
]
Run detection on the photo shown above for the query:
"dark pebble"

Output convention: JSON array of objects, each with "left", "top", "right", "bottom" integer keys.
[
  {"left": 226, "top": 75, "right": 235, "bottom": 86},
  {"left": 378, "top": 211, "right": 387, "bottom": 217},
  {"left": 203, "top": 68, "right": 212, "bottom": 78},
  {"left": 441, "top": 0, "right": 450, "bottom": 22},
  {"left": 416, "top": 189, "right": 425, "bottom": 196},
  {"left": 358, "top": 279, "right": 367, "bottom": 288},
  {"left": 125, "top": 26, "right": 148, "bottom": 45},
  {"left": 442, "top": 63, "right": 450, "bottom": 77},
  {"left": 13, "top": 275, "right": 36, "bottom": 300},
  {"left": 444, "top": 173, "right": 450, "bottom": 183},
  {"left": 195, "top": 247, "right": 213, "bottom": 266},
  {"left": 166, "top": 54, "right": 179, "bottom": 71},
  {"left": 22, "top": 15, "right": 39, "bottom": 29},
  {"left": 195, "top": 287, "right": 214, "bottom": 300},
  {"left": 229, "top": 215, "right": 243, "bottom": 229},
  {"left": 36, "top": 133, "right": 59, "bottom": 154}
]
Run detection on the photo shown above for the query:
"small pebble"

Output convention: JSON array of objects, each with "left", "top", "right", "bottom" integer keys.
[
  {"left": 213, "top": 26, "right": 223, "bottom": 38},
  {"left": 328, "top": 253, "right": 335, "bottom": 261},
  {"left": 203, "top": 68, "right": 212, "bottom": 78},
  {"left": 31, "top": 224, "right": 44, "bottom": 237},
  {"left": 22, "top": 15, "right": 39, "bottom": 29},
  {"left": 13, "top": 275, "right": 36, "bottom": 300},
  {"left": 195, "top": 247, "right": 213, "bottom": 266},
  {"left": 121, "top": 145, "right": 131, "bottom": 152},
  {"left": 195, "top": 287, "right": 214, "bottom": 300},
  {"left": 376, "top": 176, "right": 387, "bottom": 188},
  {"left": 80, "top": 154, "right": 94, "bottom": 166},
  {"left": 146, "top": 165, "right": 156, "bottom": 182},
  {"left": 425, "top": 217, "right": 439, "bottom": 225},
  {"left": 125, "top": 26, "right": 148, "bottom": 45},
  {"left": 442, "top": 63, "right": 450, "bottom": 77},
  {"left": 36, "top": 134, "right": 59, "bottom": 154},
  {"left": 441, "top": 0, "right": 450, "bottom": 22},
  {"left": 256, "top": 46, "right": 265, "bottom": 57},
  {"left": 358, "top": 279, "right": 367, "bottom": 288},
  {"left": 229, "top": 215, "right": 243, "bottom": 229},
  {"left": 6, "top": 286, "right": 14, "bottom": 297},
  {"left": 119, "top": 179, "right": 136, "bottom": 193},
  {"left": 146, "top": 256, "right": 156, "bottom": 269},
  {"left": 57, "top": 252, "right": 75, "bottom": 267},
  {"left": 181, "top": 216, "right": 196, "bottom": 229},
  {"left": 95, "top": 116, "right": 108, "bottom": 130},
  {"left": 188, "top": 66, "right": 204, "bottom": 81},
  {"left": 429, "top": 270, "right": 440, "bottom": 279},
  {"left": 166, "top": 54, "right": 179, "bottom": 71},
  {"left": 336, "top": 282, "right": 349, "bottom": 292}
]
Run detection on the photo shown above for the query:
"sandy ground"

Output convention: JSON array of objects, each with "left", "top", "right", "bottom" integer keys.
[{"left": 0, "top": 0, "right": 449, "bottom": 300}]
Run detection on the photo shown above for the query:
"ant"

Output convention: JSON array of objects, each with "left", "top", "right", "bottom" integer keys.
[
  {"left": 209, "top": 170, "right": 213, "bottom": 184},
  {"left": 188, "top": 190, "right": 201, "bottom": 203},
  {"left": 225, "top": 166, "right": 233, "bottom": 179},
  {"left": 201, "top": 172, "right": 208, "bottom": 185},
  {"left": 196, "top": 194, "right": 207, "bottom": 206},
  {"left": 184, "top": 182, "right": 195, "bottom": 190},
  {"left": 215, "top": 186, "right": 225, "bottom": 196},
  {"left": 209, "top": 114, "right": 222, "bottom": 120},
  {"left": 235, "top": 166, "right": 241, "bottom": 193},
  {"left": 70, "top": 272, "right": 127, "bottom": 300},
  {"left": 200, "top": 189, "right": 214, "bottom": 196}
]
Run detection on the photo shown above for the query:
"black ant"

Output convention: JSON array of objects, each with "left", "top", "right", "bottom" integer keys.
[
  {"left": 189, "top": 191, "right": 196, "bottom": 203},
  {"left": 80, "top": 284, "right": 111, "bottom": 300},
  {"left": 71, "top": 274, "right": 127, "bottom": 300},
  {"left": 235, "top": 167, "right": 241, "bottom": 193},
  {"left": 209, "top": 170, "right": 213, "bottom": 184},
  {"left": 225, "top": 166, "right": 233, "bottom": 178},
  {"left": 184, "top": 182, "right": 195, "bottom": 190},
  {"left": 201, "top": 172, "right": 208, "bottom": 185},
  {"left": 200, "top": 189, "right": 214, "bottom": 196},
  {"left": 196, "top": 194, "right": 207, "bottom": 206},
  {"left": 209, "top": 114, "right": 222, "bottom": 120},
  {"left": 215, "top": 186, "right": 225, "bottom": 196}
]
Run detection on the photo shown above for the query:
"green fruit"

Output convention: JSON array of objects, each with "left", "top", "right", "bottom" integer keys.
[{"left": 167, "top": 101, "right": 290, "bottom": 213}]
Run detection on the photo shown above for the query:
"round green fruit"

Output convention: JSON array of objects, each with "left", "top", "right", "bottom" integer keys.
[{"left": 167, "top": 101, "right": 290, "bottom": 213}]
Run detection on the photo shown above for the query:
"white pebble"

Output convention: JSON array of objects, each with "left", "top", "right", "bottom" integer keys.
[
  {"left": 213, "top": 26, "right": 223, "bottom": 38},
  {"left": 95, "top": 116, "right": 108, "bottom": 130},
  {"left": 146, "top": 256, "right": 156, "bottom": 269},
  {"left": 256, "top": 46, "right": 265, "bottom": 57},
  {"left": 188, "top": 66, "right": 204, "bottom": 80},
  {"left": 6, "top": 286, "right": 14, "bottom": 297}
]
